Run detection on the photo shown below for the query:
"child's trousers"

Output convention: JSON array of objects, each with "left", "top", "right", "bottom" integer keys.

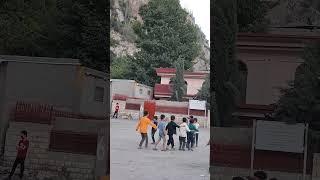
[
  {"left": 179, "top": 136, "right": 186, "bottom": 150},
  {"left": 187, "top": 132, "right": 195, "bottom": 150}
]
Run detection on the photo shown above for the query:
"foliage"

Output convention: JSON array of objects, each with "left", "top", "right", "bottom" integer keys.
[
  {"left": 274, "top": 43, "right": 320, "bottom": 130},
  {"left": 110, "top": 56, "right": 134, "bottom": 79},
  {"left": 286, "top": 0, "right": 320, "bottom": 25},
  {"left": 170, "top": 57, "right": 186, "bottom": 101},
  {"left": 0, "top": 0, "right": 108, "bottom": 72},
  {"left": 130, "top": 0, "right": 200, "bottom": 86},
  {"left": 197, "top": 75, "right": 210, "bottom": 104},
  {"left": 213, "top": 0, "right": 241, "bottom": 127},
  {"left": 211, "top": 0, "right": 271, "bottom": 127},
  {"left": 237, "top": 0, "right": 270, "bottom": 32}
]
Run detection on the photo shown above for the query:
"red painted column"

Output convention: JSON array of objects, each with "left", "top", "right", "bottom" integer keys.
[{"left": 144, "top": 101, "right": 156, "bottom": 120}]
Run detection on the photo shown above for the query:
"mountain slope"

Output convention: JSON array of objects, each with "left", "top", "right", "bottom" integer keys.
[{"left": 110, "top": 0, "right": 210, "bottom": 71}]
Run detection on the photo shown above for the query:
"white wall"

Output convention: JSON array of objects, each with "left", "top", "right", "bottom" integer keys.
[
  {"left": 110, "top": 80, "right": 135, "bottom": 98},
  {"left": 185, "top": 78, "right": 205, "bottom": 95},
  {"left": 160, "top": 76, "right": 205, "bottom": 96},
  {"left": 79, "top": 70, "right": 108, "bottom": 117},
  {"left": 161, "top": 77, "right": 171, "bottom": 84},
  {"left": 133, "top": 83, "right": 153, "bottom": 99},
  {"left": 239, "top": 52, "right": 302, "bottom": 105}
]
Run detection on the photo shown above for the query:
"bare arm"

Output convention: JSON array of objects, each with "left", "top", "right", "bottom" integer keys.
[
  {"left": 136, "top": 120, "right": 141, "bottom": 131},
  {"left": 149, "top": 121, "right": 157, "bottom": 129}
]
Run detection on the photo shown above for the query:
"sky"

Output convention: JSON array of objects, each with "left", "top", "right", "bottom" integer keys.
[{"left": 180, "top": 0, "right": 210, "bottom": 43}]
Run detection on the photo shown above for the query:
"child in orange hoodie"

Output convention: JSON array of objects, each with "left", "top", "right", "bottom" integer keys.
[{"left": 136, "top": 111, "right": 157, "bottom": 149}]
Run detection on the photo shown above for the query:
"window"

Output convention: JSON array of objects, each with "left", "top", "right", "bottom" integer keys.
[
  {"left": 94, "top": 87, "right": 104, "bottom": 102},
  {"left": 139, "top": 89, "right": 143, "bottom": 95}
]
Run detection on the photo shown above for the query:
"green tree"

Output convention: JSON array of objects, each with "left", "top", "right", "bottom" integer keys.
[
  {"left": 197, "top": 75, "right": 210, "bottom": 104},
  {"left": 237, "top": 0, "right": 270, "bottom": 32},
  {"left": 110, "top": 56, "right": 133, "bottom": 79},
  {"left": 131, "top": 0, "right": 200, "bottom": 86},
  {"left": 0, "top": 0, "right": 108, "bottom": 72},
  {"left": 170, "top": 57, "right": 186, "bottom": 101},
  {"left": 275, "top": 43, "right": 320, "bottom": 129},
  {"left": 213, "top": 0, "right": 240, "bottom": 127},
  {"left": 211, "top": 0, "right": 270, "bottom": 127}
]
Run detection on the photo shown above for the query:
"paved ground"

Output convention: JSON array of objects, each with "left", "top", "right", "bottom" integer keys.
[{"left": 110, "top": 118, "right": 210, "bottom": 180}]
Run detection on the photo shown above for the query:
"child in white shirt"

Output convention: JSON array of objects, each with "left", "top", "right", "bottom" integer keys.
[{"left": 178, "top": 117, "right": 190, "bottom": 151}]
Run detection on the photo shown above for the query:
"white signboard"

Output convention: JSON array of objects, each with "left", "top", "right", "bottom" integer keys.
[
  {"left": 189, "top": 100, "right": 206, "bottom": 110},
  {"left": 255, "top": 120, "right": 305, "bottom": 153}
]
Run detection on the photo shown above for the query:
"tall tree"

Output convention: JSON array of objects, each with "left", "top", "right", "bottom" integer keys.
[
  {"left": 275, "top": 43, "right": 320, "bottom": 129},
  {"left": 213, "top": 0, "right": 240, "bottom": 127},
  {"left": 274, "top": 42, "right": 320, "bottom": 152},
  {"left": 170, "top": 57, "right": 186, "bottom": 101},
  {"left": 237, "top": 0, "right": 270, "bottom": 32},
  {"left": 131, "top": 0, "right": 200, "bottom": 86},
  {"left": 197, "top": 75, "right": 210, "bottom": 104},
  {"left": 0, "top": 0, "right": 108, "bottom": 72},
  {"left": 211, "top": 0, "right": 271, "bottom": 127}
]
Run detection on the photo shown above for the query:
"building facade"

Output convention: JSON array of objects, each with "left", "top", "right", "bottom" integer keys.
[
  {"left": 0, "top": 55, "right": 108, "bottom": 153},
  {"left": 154, "top": 68, "right": 209, "bottom": 100},
  {"left": 110, "top": 79, "right": 153, "bottom": 100}
]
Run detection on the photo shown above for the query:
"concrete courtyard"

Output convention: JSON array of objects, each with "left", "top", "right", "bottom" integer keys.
[{"left": 110, "top": 118, "right": 210, "bottom": 180}]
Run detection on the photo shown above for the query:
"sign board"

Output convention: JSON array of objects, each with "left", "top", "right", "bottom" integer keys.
[
  {"left": 189, "top": 100, "right": 206, "bottom": 110},
  {"left": 255, "top": 120, "right": 305, "bottom": 153}
]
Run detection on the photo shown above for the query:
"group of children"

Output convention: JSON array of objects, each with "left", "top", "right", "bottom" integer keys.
[{"left": 136, "top": 111, "right": 200, "bottom": 151}]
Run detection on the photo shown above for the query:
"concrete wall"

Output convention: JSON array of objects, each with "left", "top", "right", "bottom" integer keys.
[
  {"left": 5, "top": 62, "right": 79, "bottom": 110},
  {"left": 238, "top": 52, "right": 303, "bottom": 105},
  {"left": 160, "top": 76, "right": 205, "bottom": 96},
  {"left": 156, "top": 100, "right": 189, "bottom": 107},
  {"left": 0, "top": 62, "right": 80, "bottom": 154},
  {"left": 313, "top": 153, "right": 320, "bottom": 180},
  {"left": 160, "top": 77, "right": 170, "bottom": 84},
  {"left": 210, "top": 127, "right": 314, "bottom": 179},
  {"left": 0, "top": 62, "right": 7, "bottom": 151},
  {"left": 210, "top": 127, "right": 252, "bottom": 145},
  {"left": 185, "top": 78, "right": 205, "bottom": 95},
  {"left": 4, "top": 122, "right": 96, "bottom": 180},
  {"left": 133, "top": 83, "right": 153, "bottom": 100},
  {"left": 210, "top": 166, "right": 311, "bottom": 180},
  {"left": 3, "top": 118, "right": 108, "bottom": 179},
  {"left": 79, "top": 68, "right": 108, "bottom": 117},
  {"left": 110, "top": 80, "right": 135, "bottom": 98}
]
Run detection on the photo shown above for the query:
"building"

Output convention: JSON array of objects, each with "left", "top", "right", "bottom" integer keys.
[
  {"left": 154, "top": 68, "right": 209, "bottom": 100},
  {"left": 110, "top": 79, "right": 153, "bottom": 100},
  {"left": 234, "top": 32, "right": 320, "bottom": 124},
  {"left": 0, "top": 55, "right": 108, "bottom": 151},
  {"left": 211, "top": 32, "right": 320, "bottom": 179}
]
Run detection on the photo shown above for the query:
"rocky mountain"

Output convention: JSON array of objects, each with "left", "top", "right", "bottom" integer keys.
[{"left": 110, "top": 0, "right": 210, "bottom": 71}]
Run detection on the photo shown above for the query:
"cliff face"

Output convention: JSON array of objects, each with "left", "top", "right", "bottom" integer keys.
[
  {"left": 110, "top": 0, "right": 210, "bottom": 71},
  {"left": 110, "top": 0, "right": 147, "bottom": 57}
]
